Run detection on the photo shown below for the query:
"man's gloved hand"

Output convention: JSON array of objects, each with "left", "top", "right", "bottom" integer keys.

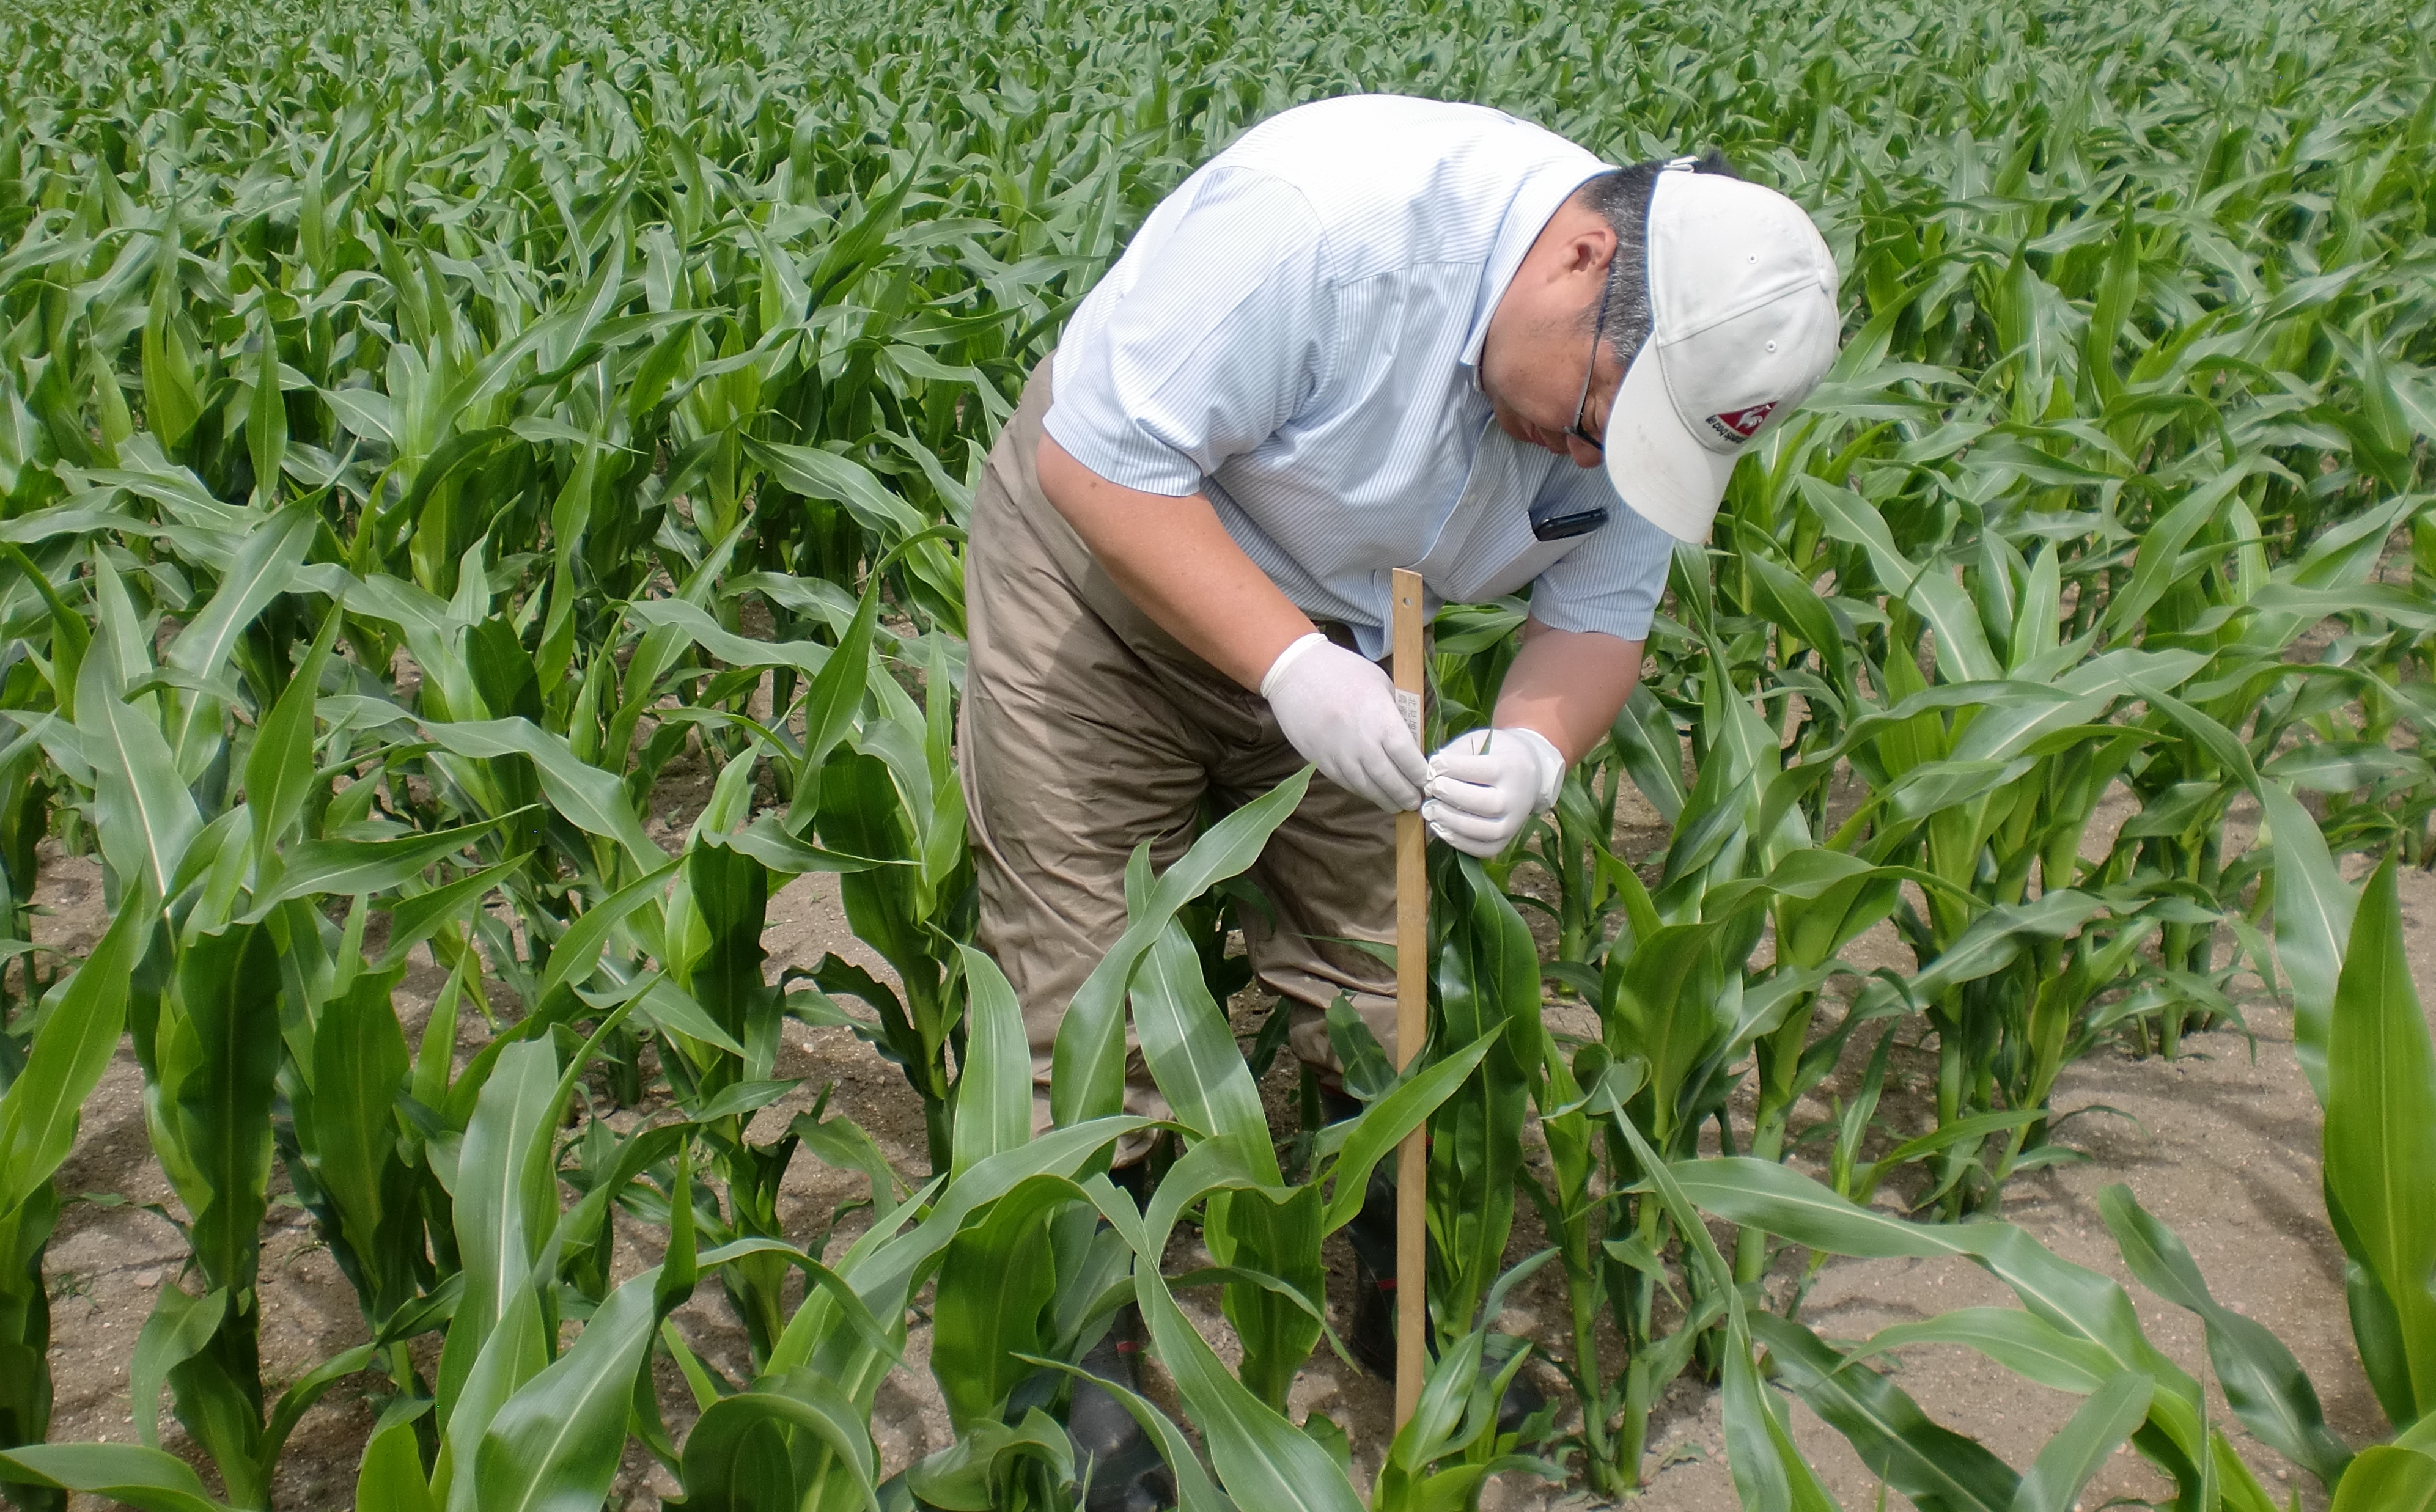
[
  {"left": 1261, "top": 632, "right": 1429, "bottom": 812},
  {"left": 1423, "top": 727, "right": 1567, "bottom": 857}
]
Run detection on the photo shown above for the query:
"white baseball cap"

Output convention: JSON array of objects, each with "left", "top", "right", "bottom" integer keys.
[{"left": 1602, "top": 163, "right": 1841, "bottom": 542}]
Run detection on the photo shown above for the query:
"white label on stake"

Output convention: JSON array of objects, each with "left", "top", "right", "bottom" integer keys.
[{"left": 1394, "top": 688, "right": 1422, "bottom": 743}]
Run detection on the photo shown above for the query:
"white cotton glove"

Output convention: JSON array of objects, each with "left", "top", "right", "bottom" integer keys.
[
  {"left": 1423, "top": 727, "right": 1567, "bottom": 858},
  {"left": 1260, "top": 632, "right": 1429, "bottom": 812}
]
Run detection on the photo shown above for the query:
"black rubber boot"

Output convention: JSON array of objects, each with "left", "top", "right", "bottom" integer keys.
[
  {"left": 1067, "top": 1162, "right": 1176, "bottom": 1512},
  {"left": 1328, "top": 1088, "right": 1548, "bottom": 1440},
  {"left": 1069, "top": 1304, "right": 1176, "bottom": 1512},
  {"left": 1342, "top": 1156, "right": 1403, "bottom": 1378}
]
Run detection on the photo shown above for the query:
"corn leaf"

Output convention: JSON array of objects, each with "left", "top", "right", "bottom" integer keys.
[{"left": 2323, "top": 856, "right": 2436, "bottom": 1426}]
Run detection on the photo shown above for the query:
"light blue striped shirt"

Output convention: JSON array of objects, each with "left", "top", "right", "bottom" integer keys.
[{"left": 1043, "top": 93, "right": 1674, "bottom": 659}]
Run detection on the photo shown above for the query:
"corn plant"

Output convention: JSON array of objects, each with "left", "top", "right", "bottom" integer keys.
[{"left": 1657, "top": 849, "right": 2432, "bottom": 1509}]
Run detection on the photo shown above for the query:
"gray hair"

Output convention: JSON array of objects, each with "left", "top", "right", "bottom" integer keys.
[{"left": 1577, "top": 149, "right": 1739, "bottom": 368}]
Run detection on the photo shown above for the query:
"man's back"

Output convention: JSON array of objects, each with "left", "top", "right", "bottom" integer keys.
[
  {"left": 1190, "top": 94, "right": 1593, "bottom": 281},
  {"left": 1048, "top": 92, "right": 1658, "bottom": 654}
]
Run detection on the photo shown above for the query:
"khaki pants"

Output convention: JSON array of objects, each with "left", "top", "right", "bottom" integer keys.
[{"left": 958, "top": 356, "right": 1401, "bottom": 1142}]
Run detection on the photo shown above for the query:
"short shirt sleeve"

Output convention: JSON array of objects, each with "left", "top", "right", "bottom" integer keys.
[
  {"left": 1043, "top": 167, "right": 1333, "bottom": 498},
  {"left": 1526, "top": 466, "right": 1677, "bottom": 642}
]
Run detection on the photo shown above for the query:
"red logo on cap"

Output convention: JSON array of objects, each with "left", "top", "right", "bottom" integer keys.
[{"left": 1707, "top": 402, "right": 1778, "bottom": 442}]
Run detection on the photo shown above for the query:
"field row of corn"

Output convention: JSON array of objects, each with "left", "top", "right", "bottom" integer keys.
[{"left": 1, "top": 0, "right": 2433, "bottom": 1504}]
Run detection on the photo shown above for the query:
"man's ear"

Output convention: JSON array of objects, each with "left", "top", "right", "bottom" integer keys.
[{"left": 1570, "top": 223, "right": 1617, "bottom": 277}]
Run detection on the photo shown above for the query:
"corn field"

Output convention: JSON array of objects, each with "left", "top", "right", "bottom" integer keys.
[{"left": 1, "top": 0, "right": 2434, "bottom": 1504}]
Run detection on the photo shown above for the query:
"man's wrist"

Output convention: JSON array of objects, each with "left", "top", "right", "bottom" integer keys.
[{"left": 1258, "top": 631, "right": 1331, "bottom": 699}]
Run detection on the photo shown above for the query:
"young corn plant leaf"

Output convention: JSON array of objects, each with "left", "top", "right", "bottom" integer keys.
[
  {"left": 419, "top": 718, "right": 663, "bottom": 873},
  {"left": 1051, "top": 767, "right": 1312, "bottom": 1127},
  {"left": 1317, "top": 1028, "right": 1502, "bottom": 1234},
  {"left": 354, "top": 1404, "right": 438, "bottom": 1512},
  {"left": 0, "top": 542, "right": 89, "bottom": 723},
  {"left": 1376, "top": 1253, "right": 1562, "bottom": 1508},
  {"left": 2331, "top": 1445, "right": 2436, "bottom": 1511},
  {"left": 161, "top": 504, "right": 315, "bottom": 777},
  {"left": 469, "top": 1266, "right": 664, "bottom": 1512},
  {"left": 1750, "top": 1312, "right": 2017, "bottom": 1511},
  {"left": 252, "top": 1343, "right": 383, "bottom": 1493},
  {"left": 1609, "top": 1099, "right": 1842, "bottom": 1512},
  {"left": 2323, "top": 855, "right": 2436, "bottom": 1431},
  {"left": 168, "top": 920, "right": 282, "bottom": 1296},
  {"left": 1671, "top": 1157, "right": 2211, "bottom": 1482},
  {"left": 1375, "top": 1327, "right": 1488, "bottom": 1505},
  {"left": 2005, "top": 1370, "right": 2154, "bottom": 1512},
  {"left": 2264, "top": 782, "right": 2358, "bottom": 1103},
  {"left": 0, "top": 881, "right": 155, "bottom": 1219},
  {"left": 1431, "top": 850, "right": 1542, "bottom": 1347},
  {"left": 927, "top": 1174, "right": 1066, "bottom": 1431},
  {"left": 374, "top": 861, "right": 520, "bottom": 972},
  {"left": 1204, "top": 1180, "right": 1326, "bottom": 1413},
  {"left": 127, "top": 1287, "right": 227, "bottom": 1452},
  {"left": 767, "top": 1117, "right": 1158, "bottom": 1383},
  {"left": 245, "top": 816, "right": 509, "bottom": 917},
  {"left": 1125, "top": 915, "right": 1334, "bottom": 1412},
  {"left": 1107, "top": 1140, "right": 1366, "bottom": 1512},
  {"left": 240, "top": 600, "right": 345, "bottom": 875},
  {"left": 2097, "top": 1184, "right": 2353, "bottom": 1488},
  {"left": 436, "top": 1040, "right": 562, "bottom": 1434},
  {"left": 793, "top": 567, "right": 881, "bottom": 790},
  {"left": 672, "top": 1371, "right": 883, "bottom": 1512},
  {"left": 298, "top": 966, "right": 416, "bottom": 1311},
  {"left": 1132, "top": 921, "right": 1275, "bottom": 1175},
  {"left": 529, "top": 858, "right": 680, "bottom": 1012},
  {"left": 1851, "top": 1310, "right": 2123, "bottom": 1396},
  {"left": 950, "top": 944, "right": 1031, "bottom": 1178},
  {"left": 0, "top": 1445, "right": 235, "bottom": 1512},
  {"left": 73, "top": 618, "right": 199, "bottom": 901}
]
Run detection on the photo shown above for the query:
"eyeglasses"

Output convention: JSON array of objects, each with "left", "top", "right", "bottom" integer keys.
[
  {"left": 1564, "top": 281, "right": 1611, "bottom": 453},
  {"left": 1531, "top": 273, "right": 1616, "bottom": 542}
]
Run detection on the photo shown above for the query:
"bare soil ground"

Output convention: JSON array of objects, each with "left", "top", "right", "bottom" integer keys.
[{"left": 22, "top": 773, "right": 2436, "bottom": 1511}]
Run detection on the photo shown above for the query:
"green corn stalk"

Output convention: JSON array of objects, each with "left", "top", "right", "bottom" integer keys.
[
  {"left": 1424, "top": 851, "right": 1540, "bottom": 1359},
  {"left": 131, "top": 919, "right": 283, "bottom": 1508},
  {"left": 641, "top": 811, "right": 885, "bottom": 1370},
  {"left": 805, "top": 636, "right": 975, "bottom": 1178}
]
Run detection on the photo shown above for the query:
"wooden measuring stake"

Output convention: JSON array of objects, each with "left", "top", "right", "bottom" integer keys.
[{"left": 1389, "top": 567, "right": 1427, "bottom": 1428}]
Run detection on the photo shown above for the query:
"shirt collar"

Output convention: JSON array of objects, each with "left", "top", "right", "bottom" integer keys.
[{"left": 1462, "top": 158, "right": 1613, "bottom": 383}]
